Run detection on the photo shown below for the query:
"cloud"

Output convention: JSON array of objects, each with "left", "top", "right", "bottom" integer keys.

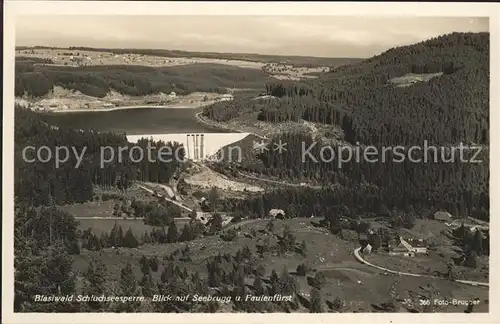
[{"left": 15, "top": 16, "right": 489, "bottom": 57}]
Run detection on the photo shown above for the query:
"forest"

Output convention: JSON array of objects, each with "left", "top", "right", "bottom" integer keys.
[
  {"left": 14, "top": 197, "right": 341, "bottom": 312},
  {"left": 205, "top": 32, "right": 489, "bottom": 146},
  {"left": 14, "top": 59, "right": 274, "bottom": 98},
  {"left": 14, "top": 107, "right": 185, "bottom": 206},
  {"left": 13, "top": 32, "right": 490, "bottom": 312},
  {"left": 205, "top": 32, "right": 490, "bottom": 221}
]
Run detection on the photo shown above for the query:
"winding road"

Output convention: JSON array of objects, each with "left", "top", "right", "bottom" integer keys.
[
  {"left": 137, "top": 184, "right": 194, "bottom": 213},
  {"left": 353, "top": 247, "right": 489, "bottom": 287},
  {"left": 237, "top": 171, "right": 322, "bottom": 189},
  {"left": 194, "top": 111, "right": 268, "bottom": 140}
]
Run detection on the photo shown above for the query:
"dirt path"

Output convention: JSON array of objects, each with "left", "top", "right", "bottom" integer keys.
[
  {"left": 225, "top": 218, "right": 262, "bottom": 230},
  {"left": 237, "top": 171, "right": 322, "bottom": 189},
  {"left": 137, "top": 184, "right": 193, "bottom": 213},
  {"left": 353, "top": 247, "right": 489, "bottom": 287},
  {"left": 194, "top": 111, "right": 268, "bottom": 140},
  {"left": 74, "top": 216, "right": 191, "bottom": 221},
  {"left": 49, "top": 100, "right": 218, "bottom": 113}
]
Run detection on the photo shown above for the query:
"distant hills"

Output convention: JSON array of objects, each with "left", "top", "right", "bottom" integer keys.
[{"left": 15, "top": 45, "right": 364, "bottom": 68}]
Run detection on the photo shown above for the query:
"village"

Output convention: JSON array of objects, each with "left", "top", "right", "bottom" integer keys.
[{"left": 359, "top": 211, "right": 488, "bottom": 258}]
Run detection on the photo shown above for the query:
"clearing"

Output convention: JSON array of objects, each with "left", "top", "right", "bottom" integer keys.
[
  {"left": 71, "top": 217, "right": 488, "bottom": 312},
  {"left": 183, "top": 163, "right": 264, "bottom": 193}
]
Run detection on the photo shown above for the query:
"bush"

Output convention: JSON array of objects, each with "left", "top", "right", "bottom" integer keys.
[
  {"left": 220, "top": 228, "right": 238, "bottom": 242},
  {"left": 312, "top": 272, "right": 326, "bottom": 290},
  {"left": 296, "top": 263, "right": 309, "bottom": 276}
]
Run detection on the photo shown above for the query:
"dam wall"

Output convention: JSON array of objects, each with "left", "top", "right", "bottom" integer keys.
[{"left": 126, "top": 133, "right": 250, "bottom": 161}]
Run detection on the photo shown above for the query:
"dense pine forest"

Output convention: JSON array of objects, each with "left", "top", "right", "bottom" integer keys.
[
  {"left": 205, "top": 33, "right": 489, "bottom": 146},
  {"left": 206, "top": 32, "right": 490, "bottom": 221},
  {"left": 15, "top": 59, "right": 274, "bottom": 98},
  {"left": 13, "top": 32, "right": 490, "bottom": 313},
  {"left": 15, "top": 107, "right": 184, "bottom": 206}
]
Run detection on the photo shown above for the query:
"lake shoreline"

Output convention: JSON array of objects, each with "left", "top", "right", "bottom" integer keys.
[
  {"left": 37, "top": 105, "right": 233, "bottom": 135},
  {"left": 47, "top": 101, "right": 219, "bottom": 114}
]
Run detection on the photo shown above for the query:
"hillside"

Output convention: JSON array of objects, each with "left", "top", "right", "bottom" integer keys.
[
  {"left": 15, "top": 60, "right": 275, "bottom": 98},
  {"left": 206, "top": 32, "right": 490, "bottom": 221},
  {"left": 265, "top": 32, "right": 489, "bottom": 146},
  {"left": 16, "top": 45, "right": 363, "bottom": 68},
  {"left": 13, "top": 33, "right": 490, "bottom": 314}
]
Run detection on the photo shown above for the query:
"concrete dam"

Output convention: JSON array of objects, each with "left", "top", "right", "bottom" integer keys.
[{"left": 126, "top": 133, "right": 250, "bottom": 161}]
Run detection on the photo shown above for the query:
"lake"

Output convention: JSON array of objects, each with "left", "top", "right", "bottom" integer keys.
[{"left": 37, "top": 108, "right": 223, "bottom": 135}]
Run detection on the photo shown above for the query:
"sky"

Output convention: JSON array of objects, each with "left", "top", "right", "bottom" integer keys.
[{"left": 16, "top": 16, "right": 489, "bottom": 58}]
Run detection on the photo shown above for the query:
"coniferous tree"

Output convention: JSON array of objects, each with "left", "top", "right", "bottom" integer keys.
[
  {"left": 83, "top": 257, "right": 108, "bottom": 311},
  {"left": 167, "top": 222, "right": 178, "bottom": 243},
  {"left": 123, "top": 228, "right": 139, "bottom": 248},
  {"left": 310, "top": 288, "right": 323, "bottom": 313},
  {"left": 116, "top": 263, "right": 140, "bottom": 312}
]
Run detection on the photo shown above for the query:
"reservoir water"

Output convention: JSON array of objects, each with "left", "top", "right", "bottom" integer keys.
[{"left": 37, "top": 108, "right": 223, "bottom": 135}]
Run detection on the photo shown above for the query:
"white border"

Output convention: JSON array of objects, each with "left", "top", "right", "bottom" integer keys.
[{"left": 3, "top": 2, "right": 500, "bottom": 324}]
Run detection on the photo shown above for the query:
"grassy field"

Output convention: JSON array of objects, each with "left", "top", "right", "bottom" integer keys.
[
  {"left": 58, "top": 184, "right": 157, "bottom": 219},
  {"left": 71, "top": 217, "right": 488, "bottom": 312},
  {"left": 59, "top": 200, "right": 117, "bottom": 218},
  {"left": 24, "top": 46, "right": 364, "bottom": 68},
  {"left": 77, "top": 218, "right": 190, "bottom": 236}
]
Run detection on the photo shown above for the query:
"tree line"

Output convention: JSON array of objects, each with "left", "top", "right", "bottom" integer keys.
[
  {"left": 14, "top": 201, "right": 331, "bottom": 312},
  {"left": 237, "top": 132, "right": 488, "bottom": 221},
  {"left": 209, "top": 32, "right": 490, "bottom": 221},
  {"left": 15, "top": 59, "right": 272, "bottom": 98},
  {"left": 15, "top": 107, "right": 184, "bottom": 206}
]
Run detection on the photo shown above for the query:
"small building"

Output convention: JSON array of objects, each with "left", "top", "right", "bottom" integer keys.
[
  {"left": 390, "top": 236, "right": 428, "bottom": 256},
  {"left": 412, "top": 247, "right": 428, "bottom": 254},
  {"left": 434, "top": 211, "right": 452, "bottom": 222},
  {"left": 196, "top": 211, "right": 210, "bottom": 225},
  {"left": 362, "top": 243, "right": 373, "bottom": 254},
  {"left": 168, "top": 91, "right": 177, "bottom": 98},
  {"left": 268, "top": 209, "right": 285, "bottom": 219}
]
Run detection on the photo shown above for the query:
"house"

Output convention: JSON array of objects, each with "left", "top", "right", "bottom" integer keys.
[
  {"left": 196, "top": 211, "right": 211, "bottom": 225},
  {"left": 389, "top": 246, "right": 415, "bottom": 257},
  {"left": 168, "top": 92, "right": 176, "bottom": 98},
  {"left": 434, "top": 211, "right": 452, "bottom": 222},
  {"left": 362, "top": 243, "right": 373, "bottom": 255},
  {"left": 412, "top": 247, "right": 428, "bottom": 254},
  {"left": 389, "top": 236, "right": 428, "bottom": 256},
  {"left": 268, "top": 209, "right": 285, "bottom": 219}
]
